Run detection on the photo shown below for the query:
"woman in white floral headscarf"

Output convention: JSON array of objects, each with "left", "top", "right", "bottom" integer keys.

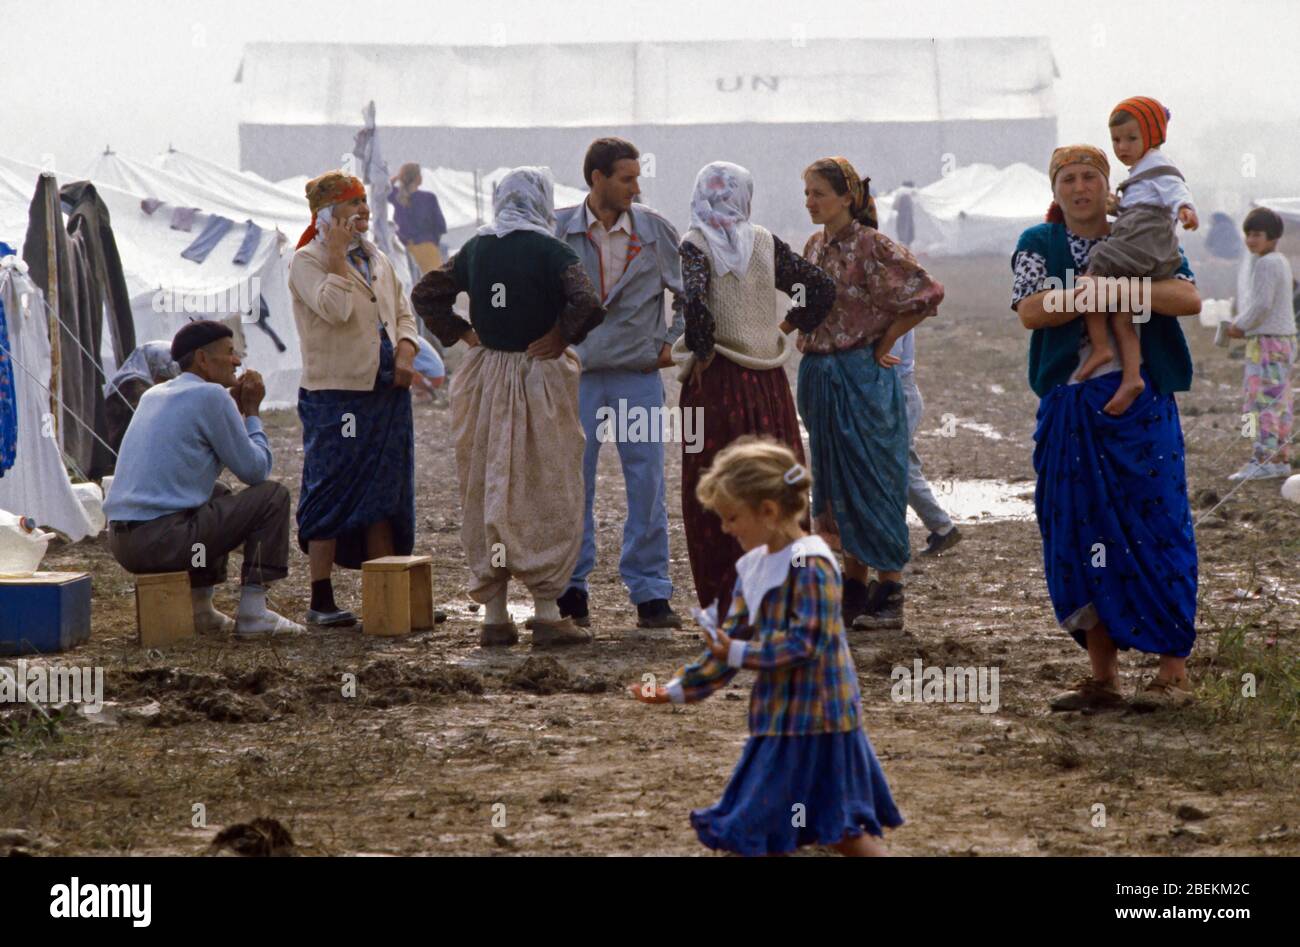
[
  {"left": 674, "top": 161, "right": 835, "bottom": 620},
  {"left": 413, "top": 167, "right": 607, "bottom": 649}
]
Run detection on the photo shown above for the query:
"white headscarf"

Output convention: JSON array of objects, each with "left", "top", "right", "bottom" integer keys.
[
  {"left": 479, "top": 166, "right": 558, "bottom": 239},
  {"left": 689, "top": 161, "right": 756, "bottom": 278}
]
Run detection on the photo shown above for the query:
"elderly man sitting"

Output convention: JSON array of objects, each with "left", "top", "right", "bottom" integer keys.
[{"left": 103, "top": 320, "right": 302, "bottom": 637}]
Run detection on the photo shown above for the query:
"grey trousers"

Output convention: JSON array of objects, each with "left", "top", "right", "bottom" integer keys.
[
  {"left": 107, "top": 480, "right": 291, "bottom": 588},
  {"left": 902, "top": 374, "right": 954, "bottom": 535}
]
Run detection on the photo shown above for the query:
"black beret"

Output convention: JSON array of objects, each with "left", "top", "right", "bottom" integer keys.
[{"left": 171, "top": 319, "right": 233, "bottom": 362}]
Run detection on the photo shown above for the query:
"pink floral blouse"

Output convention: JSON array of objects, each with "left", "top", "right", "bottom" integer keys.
[{"left": 799, "top": 220, "right": 944, "bottom": 354}]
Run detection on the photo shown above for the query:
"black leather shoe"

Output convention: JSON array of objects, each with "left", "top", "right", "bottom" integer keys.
[
  {"left": 557, "top": 587, "right": 591, "bottom": 627},
  {"left": 920, "top": 526, "right": 962, "bottom": 557},
  {"left": 636, "top": 599, "right": 683, "bottom": 629}
]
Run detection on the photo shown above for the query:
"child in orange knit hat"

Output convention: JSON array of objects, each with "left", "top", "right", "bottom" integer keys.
[{"left": 1076, "top": 96, "right": 1199, "bottom": 415}]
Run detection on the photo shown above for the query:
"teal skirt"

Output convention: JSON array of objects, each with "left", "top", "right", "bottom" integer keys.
[{"left": 797, "top": 347, "right": 910, "bottom": 571}]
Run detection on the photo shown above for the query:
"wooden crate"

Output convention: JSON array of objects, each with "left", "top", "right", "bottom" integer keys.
[
  {"left": 135, "top": 572, "right": 195, "bottom": 648},
  {"left": 361, "top": 556, "right": 434, "bottom": 636}
]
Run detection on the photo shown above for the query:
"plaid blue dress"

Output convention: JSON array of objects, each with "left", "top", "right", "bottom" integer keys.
[{"left": 667, "top": 546, "right": 902, "bottom": 854}]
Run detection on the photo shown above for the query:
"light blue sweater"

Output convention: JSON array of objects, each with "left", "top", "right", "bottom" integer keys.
[{"left": 104, "top": 372, "right": 273, "bottom": 522}]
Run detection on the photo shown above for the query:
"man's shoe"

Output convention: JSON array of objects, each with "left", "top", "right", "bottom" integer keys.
[
  {"left": 636, "top": 599, "right": 683, "bottom": 629},
  {"left": 531, "top": 618, "right": 593, "bottom": 647},
  {"left": 1049, "top": 676, "right": 1126, "bottom": 712},
  {"left": 920, "top": 525, "right": 962, "bottom": 556},
  {"left": 851, "top": 581, "right": 904, "bottom": 631},
  {"left": 557, "top": 587, "right": 591, "bottom": 628},
  {"left": 1261, "top": 462, "right": 1293, "bottom": 480},
  {"left": 235, "top": 611, "right": 306, "bottom": 638},
  {"left": 306, "top": 608, "right": 358, "bottom": 628},
  {"left": 480, "top": 622, "right": 520, "bottom": 647},
  {"left": 842, "top": 578, "right": 876, "bottom": 626}
]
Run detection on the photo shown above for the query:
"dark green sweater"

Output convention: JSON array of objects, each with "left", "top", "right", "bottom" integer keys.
[
  {"left": 1013, "top": 222, "right": 1195, "bottom": 398},
  {"left": 454, "top": 230, "right": 582, "bottom": 351}
]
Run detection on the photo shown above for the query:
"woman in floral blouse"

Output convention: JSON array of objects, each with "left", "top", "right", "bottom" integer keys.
[{"left": 798, "top": 157, "right": 945, "bottom": 630}]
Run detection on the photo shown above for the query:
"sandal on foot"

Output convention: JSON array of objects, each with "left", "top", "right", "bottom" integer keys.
[
  {"left": 1049, "top": 676, "right": 1125, "bottom": 712},
  {"left": 480, "top": 622, "right": 520, "bottom": 647}
]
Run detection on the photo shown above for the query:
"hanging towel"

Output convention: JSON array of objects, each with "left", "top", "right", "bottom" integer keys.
[
  {"left": 180, "top": 215, "right": 234, "bottom": 264},
  {"left": 232, "top": 220, "right": 263, "bottom": 266},
  {"left": 170, "top": 206, "right": 199, "bottom": 232}
]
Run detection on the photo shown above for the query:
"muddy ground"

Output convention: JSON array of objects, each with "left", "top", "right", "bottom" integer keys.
[{"left": 2, "top": 255, "right": 1296, "bottom": 856}]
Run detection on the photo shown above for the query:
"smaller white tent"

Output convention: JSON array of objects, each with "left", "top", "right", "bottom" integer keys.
[
  {"left": 876, "top": 163, "right": 1052, "bottom": 258},
  {"left": 1254, "top": 196, "right": 1300, "bottom": 228}
]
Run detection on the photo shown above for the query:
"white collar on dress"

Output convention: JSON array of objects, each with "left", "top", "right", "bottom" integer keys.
[{"left": 732, "top": 534, "right": 840, "bottom": 619}]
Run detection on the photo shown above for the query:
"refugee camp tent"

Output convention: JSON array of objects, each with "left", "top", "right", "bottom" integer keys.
[
  {"left": 875, "top": 162, "right": 1052, "bottom": 257},
  {"left": 236, "top": 37, "right": 1059, "bottom": 241},
  {"left": 1, "top": 152, "right": 308, "bottom": 410}
]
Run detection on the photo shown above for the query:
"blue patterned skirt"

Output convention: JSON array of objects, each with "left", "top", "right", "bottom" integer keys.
[
  {"left": 797, "top": 347, "right": 910, "bottom": 571},
  {"left": 1033, "top": 368, "right": 1198, "bottom": 656},
  {"left": 296, "top": 328, "right": 415, "bottom": 569},
  {"left": 691, "top": 729, "right": 903, "bottom": 856}
]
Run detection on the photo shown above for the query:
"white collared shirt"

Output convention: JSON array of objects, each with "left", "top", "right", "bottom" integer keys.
[
  {"left": 584, "top": 199, "right": 632, "bottom": 297},
  {"left": 1119, "top": 147, "right": 1196, "bottom": 219}
]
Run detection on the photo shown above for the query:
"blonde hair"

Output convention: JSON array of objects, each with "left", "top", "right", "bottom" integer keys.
[{"left": 696, "top": 436, "right": 810, "bottom": 519}]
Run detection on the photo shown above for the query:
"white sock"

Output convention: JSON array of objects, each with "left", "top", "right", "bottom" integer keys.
[
  {"left": 238, "top": 584, "right": 268, "bottom": 620},
  {"left": 533, "top": 597, "right": 561, "bottom": 622},
  {"left": 936, "top": 524, "right": 954, "bottom": 536},
  {"left": 484, "top": 588, "right": 509, "bottom": 625}
]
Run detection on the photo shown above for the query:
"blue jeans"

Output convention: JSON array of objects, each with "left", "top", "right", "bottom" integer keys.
[
  {"left": 901, "top": 373, "right": 953, "bottom": 535},
  {"left": 569, "top": 369, "right": 672, "bottom": 605}
]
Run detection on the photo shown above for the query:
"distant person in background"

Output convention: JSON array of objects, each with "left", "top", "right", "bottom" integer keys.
[
  {"left": 389, "top": 162, "right": 448, "bottom": 275},
  {"left": 103, "top": 340, "right": 179, "bottom": 456},
  {"left": 1223, "top": 207, "right": 1295, "bottom": 482},
  {"left": 894, "top": 180, "right": 917, "bottom": 248},
  {"left": 1205, "top": 211, "right": 1244, "bottom": 260},
  {"left": 889, "top": 329, "right": 960, "bottom": 556},
  {"left": 410, "top": 335, "right": 446, "bottom": 403}
]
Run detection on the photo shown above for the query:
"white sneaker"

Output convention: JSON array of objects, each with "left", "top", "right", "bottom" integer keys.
[
  {"left": 234, "top": 610, "right": 306, "bottom": 638},
  {"left": 1228, "top": 462, "right": 1267, "bottom": 482}
]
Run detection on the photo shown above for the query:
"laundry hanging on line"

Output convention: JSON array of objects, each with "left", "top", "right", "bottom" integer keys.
[{"left": 180, "top": 215, "right": 235, "bottom": 264}]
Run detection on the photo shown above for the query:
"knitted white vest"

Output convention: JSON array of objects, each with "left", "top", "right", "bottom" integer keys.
[{"left": 672, "top": 225, "right": 793, "bottom": 379}]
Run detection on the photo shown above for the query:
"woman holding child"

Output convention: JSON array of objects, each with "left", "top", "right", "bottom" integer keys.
[{"left": 1012, "top": 144, "right": 1203, "bottom": 711}]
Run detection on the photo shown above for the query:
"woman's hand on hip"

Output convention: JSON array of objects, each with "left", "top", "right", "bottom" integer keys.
[
  {"left": 526, "top": 324, "right": 567, "bottom": 360},
  {"left": 873, "top": 340, "right": 902, "bottom": 368},
  {"left": 689, "top": 351, "right": 715, "bottom": 389}
]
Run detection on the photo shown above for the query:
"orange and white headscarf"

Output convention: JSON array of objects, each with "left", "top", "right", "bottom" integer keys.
[
  {"left": 1045, "top": 145, "right": 1111, "bottom": 223},
  {"left": 296, "top": 171, "right": 368, "bottom": 249}
]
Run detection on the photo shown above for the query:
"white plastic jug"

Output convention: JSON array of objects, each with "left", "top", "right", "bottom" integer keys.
[{"left": 0, "top": 510, "right": 54, "bottom": 576}]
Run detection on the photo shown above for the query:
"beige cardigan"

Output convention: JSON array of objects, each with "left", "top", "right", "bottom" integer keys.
[{"left": 288, "top": 240, "right": 421, "bottom": 391}]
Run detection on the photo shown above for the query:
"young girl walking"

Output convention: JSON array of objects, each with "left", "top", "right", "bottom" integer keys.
[{"left": 631, "top": 437, "right": 903, "bottom": 856}]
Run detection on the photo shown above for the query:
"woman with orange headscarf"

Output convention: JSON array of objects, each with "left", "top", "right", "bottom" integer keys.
[
  {"left": 797, "top": 157, "right": 944, "bottom": 632},
  {"left": 288, "top": 170, "right": 421, "bottom": 627}
]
